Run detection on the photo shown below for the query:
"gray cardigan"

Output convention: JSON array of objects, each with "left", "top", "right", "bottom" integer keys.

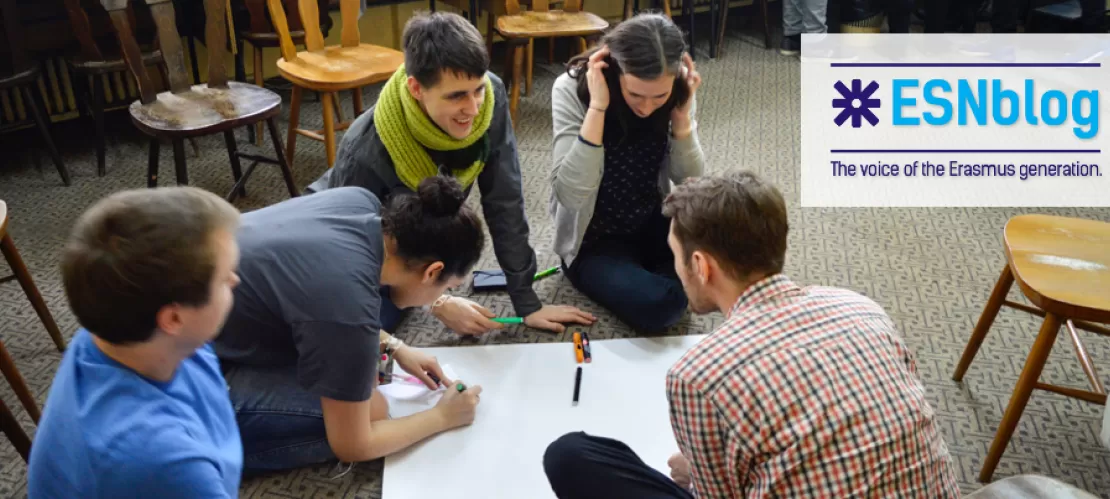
[{"left": 549, "top": 72, "right": 706, "bottom": 266}]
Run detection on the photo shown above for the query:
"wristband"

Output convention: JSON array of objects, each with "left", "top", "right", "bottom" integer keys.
[{"left": 578, "top": 135, "right": 602, "bottom": 148}]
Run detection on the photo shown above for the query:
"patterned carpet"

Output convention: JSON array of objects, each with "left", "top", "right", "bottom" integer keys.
[{"left": 1, "top": 23, "right": 1110, "bottom": 499}]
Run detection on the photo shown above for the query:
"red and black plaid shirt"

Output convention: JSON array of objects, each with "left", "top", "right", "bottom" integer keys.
[{"left": 667, "top": 274, "right": 960, "bottom": 498}]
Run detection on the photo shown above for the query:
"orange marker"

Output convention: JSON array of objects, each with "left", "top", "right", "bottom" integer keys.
[{"left": 573, "top": 332, "right": 584, "bottom": 363}]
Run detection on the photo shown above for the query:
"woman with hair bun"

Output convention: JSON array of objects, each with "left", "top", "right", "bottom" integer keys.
[
  {"left": 212, "top": 176, "right": 487, "bottom": 473},
  {"left": 550, "top": 12, "right": 706, "bottom": 334}
]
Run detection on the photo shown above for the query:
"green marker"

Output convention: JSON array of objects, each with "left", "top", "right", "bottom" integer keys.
[
  {"left": 492, "top": 317, "right": 524, "bottom": 324},
  {"left": 534, "top": 266, "right": 561, "bottom": 281},
  {"left": 456, "top": 382, "right": 466, "bottom": 393}
]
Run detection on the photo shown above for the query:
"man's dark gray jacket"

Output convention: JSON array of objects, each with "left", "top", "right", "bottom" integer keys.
[{"left": 305, "top": 72, "right": 542, "bottom": 317}]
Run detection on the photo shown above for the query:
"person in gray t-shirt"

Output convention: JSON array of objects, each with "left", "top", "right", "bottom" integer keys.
[{"left": 214, "top": 178, "right": 486, "bottom": 473}]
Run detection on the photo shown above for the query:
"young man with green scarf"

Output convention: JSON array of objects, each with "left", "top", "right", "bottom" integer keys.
[{"left": 306, "top": 12, "right": 595, "bottom": 336}]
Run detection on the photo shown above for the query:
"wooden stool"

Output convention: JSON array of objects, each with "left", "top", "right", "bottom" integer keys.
[
  {"left": 953, "top": 214, "right": 1110, "bottom": 483},
  {"left": 265, "top": 0, "right": 404, "bottom": 169},
  {"left": 1, "top": 199, "right": 66, "bottom": 461},
  {"left": 1, "top": 201, "right": 67, "bottom": 353},
  {"left": 496, "top": 0, "right": 608, "bottom": 124},
  {"left": 0, "top": 0, "right": 71, "bottom": 186},
  {"left": 100, "top": 0, "right": 299, "bottom": 202}
]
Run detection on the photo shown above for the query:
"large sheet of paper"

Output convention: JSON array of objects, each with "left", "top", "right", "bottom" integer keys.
[{"left": 381, "top": 335, "right": 707, "bottom": 499}]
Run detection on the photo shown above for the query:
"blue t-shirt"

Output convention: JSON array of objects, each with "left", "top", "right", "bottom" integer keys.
[{"left": 27, "top": 329, "right": 243, "bottom": 498}]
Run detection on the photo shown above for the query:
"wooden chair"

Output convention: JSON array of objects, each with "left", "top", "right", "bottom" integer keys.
[
  {"left": 100, "top": 0, "right": 298, "bottom": 201},
  {"left": 235, "top": 0, "right": 330, "bottom": 146},
  {"left": 266, "top": 0, "right": 405, "bottom": 168},
  {"left": 495, "top": 0, "right": 608, "bottom": 124},
  {"left": 1, "top": 199, "right": 68, "bottom": 460},
  {"left": 0, "top": 0, "right": 72, "bottom": 186},
  {"left": 953, "top": 214, "right": 1110, "bottom": 482},
  {"left": 63, "top": 0, "right": 168, "bottom": 177}
]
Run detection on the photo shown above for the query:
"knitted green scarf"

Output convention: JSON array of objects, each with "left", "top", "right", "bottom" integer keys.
[{"left": 374, "top": 65, "right": 495, "bottom": 191}]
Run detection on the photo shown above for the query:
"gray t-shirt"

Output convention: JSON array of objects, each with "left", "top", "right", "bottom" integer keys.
[{"left": 214, "top": 186, "right": 384, "bottom": 403}]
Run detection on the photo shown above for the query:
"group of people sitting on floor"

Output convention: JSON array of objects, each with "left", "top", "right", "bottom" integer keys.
[{"left": 24, "top": 11, "right": 961, "bottom": 498}]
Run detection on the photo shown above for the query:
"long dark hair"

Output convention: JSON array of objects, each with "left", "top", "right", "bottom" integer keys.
[
  {"left": 566, "top": 12, "right": 691, "bottom": 142},
  {"left": 382, "top": 176, "right": 485, "bottom": 281}
]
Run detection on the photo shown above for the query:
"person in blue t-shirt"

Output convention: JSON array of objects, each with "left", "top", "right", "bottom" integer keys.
[{"left": 28, "top": 187, "right": 245, "bottom": 498}]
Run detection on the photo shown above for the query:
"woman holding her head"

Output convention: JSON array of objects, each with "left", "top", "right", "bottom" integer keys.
[
  {"left": 213, "top": 176, "right": 484, "bottom": 473},
  {"left": 549, "top": 13, "right": 705, "bottom": 334}
]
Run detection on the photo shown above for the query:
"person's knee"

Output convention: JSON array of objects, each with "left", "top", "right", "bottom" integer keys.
[
  {"left": 622, "top": 286, "right": 688, "bottom": 334},
  {"left": 543, "top": 432, "right": 591, "bottom": 483}
]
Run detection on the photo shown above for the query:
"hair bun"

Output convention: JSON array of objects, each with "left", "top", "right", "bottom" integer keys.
[{"left": 417, "top": 176, "right": 466, "bottom": 217}]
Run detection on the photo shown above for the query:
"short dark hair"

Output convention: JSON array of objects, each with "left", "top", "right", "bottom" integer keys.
[
  {"left": 382, "top": 176, "right": 485, "bottom": 280},
  {"left": 61, "top": 187, "right": 240, "bottom": 345},
  {"left": 662, "top": 171, "right": 789, "bottom": 280},
  {"left": 402, "top": 12, "right": 489, "bottom": 88}
]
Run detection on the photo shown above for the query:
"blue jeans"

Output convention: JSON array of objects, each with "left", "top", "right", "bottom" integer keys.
[
  {"left": 222, "top": 363, "right": 336, "bottom": 474},
  {"left": 565, "top": 215, "right": 687, "bottom": 334}
]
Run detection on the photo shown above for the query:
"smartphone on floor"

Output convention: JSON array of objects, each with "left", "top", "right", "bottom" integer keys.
[{"left": 472, "top": 269, "right": 507, "bottom": 292}]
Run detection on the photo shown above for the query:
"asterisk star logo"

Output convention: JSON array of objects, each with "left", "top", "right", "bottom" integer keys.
[{"left": 832, "top": 79, "right": 880, "bottom": 128}]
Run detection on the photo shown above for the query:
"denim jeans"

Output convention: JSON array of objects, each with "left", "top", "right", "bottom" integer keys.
[
  {"left": 783, "top": 0, "right": 828, "bottom": 36},
  {"left": 565, "top": 214, "right": 687, "bottom": 334},
  {"left": 544, "top": 432, "right": 695, "bottom": 499},
  {"left": 222, "top": 363, "right": 337, "bottom": 474}
]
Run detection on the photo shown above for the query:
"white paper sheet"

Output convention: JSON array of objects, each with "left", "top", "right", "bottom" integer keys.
[
  {"left": 379, "top": 365, "right": 459, "bottom": 419},
  {"left": 382, "top": 335, "right": 707, "bottom": 499}
]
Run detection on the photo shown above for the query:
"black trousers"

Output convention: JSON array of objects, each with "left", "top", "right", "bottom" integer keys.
[{"left": 544, "top": 432, "right": 695, "bottom": 499}]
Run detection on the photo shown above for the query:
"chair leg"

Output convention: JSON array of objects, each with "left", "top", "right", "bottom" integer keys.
[
  {"left": 0, "top": 339, "right": 40, "bottom": 423},
  {"left": 352, "top": 88, "right": 363, "bottom": 116},
  {"left": 223, "top": 130, "right": 246, "bottom": 199},
  {"left": 0, "top": 397, "right": 30, "bottom": 462},
  {"left": 147, "top": 139, "right": 161, "bottom": 188},
  {"left": 286, "top": 86, "right": 303, "bottom": 170},
  {"left": 172, "top": 139, "right": 188, "bottom": 185},
  {"left": 322, "top": 92, "right": 337, "bottom": 167},
  {"left": 548, "top": 37, "right": 555, "bottom": 64},
  {"left": 253, "top": 44, "right": 265, "bottom": 146},
  {"left": 525, "top": 39, "right": 534, "bottom": 97},
  {"left": 510, "top": 43, "right": 524, "bottom": 125},
  {"left": 0, "top": 233, "right": 66, "bottom": 352},
  {"left": 979, "top": 312, "right": 1062, "bottom": 483},
  {"left": 760, "top": 0, "right": 771, "bottom": 49},
  {"left": 20, "top": 85, "right": 70, "bottom": 187},
  {"left": 954, "top": 265, "right": 1015, "bottom": 381},
  {"left": 91, "top": 75, "right": 107, "bottom": 177},
  {"left": 266, "top": 117, "right": 300, "bottom": 198}
]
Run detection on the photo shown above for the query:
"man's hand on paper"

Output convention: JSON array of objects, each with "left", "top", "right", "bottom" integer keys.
[
  {"left": 435, "top": 382, "right": 483, "bottom": 429},
  {"left": 393, "top": 345, "right": 450, "bottom": 389},
  {"left": 667, "top": 452, "right": 692, "bottom": 489}
]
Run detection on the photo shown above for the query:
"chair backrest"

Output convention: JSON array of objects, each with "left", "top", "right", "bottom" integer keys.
[
  {"left": 506, "top": 0, "right": 582, "bottom": 15},
  {"left": 266, "top": 0, "right": 361, "bottom": 63},
  {"left": 99, "top": 0, "right": 230, "bottom": 104},
  {"left": 0, "top": 0, "right": 30, "bottom": 75},
  {"left": 64, "top": 0, "right": 150, "bottom": 62},
  {"left": 243, "top": 0, "right": 309, "bottom": 36}
]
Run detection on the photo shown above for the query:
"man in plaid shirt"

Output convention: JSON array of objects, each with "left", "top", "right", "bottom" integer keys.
[{"left": 543, "top": 171, "right": 960, "bottom": 498}]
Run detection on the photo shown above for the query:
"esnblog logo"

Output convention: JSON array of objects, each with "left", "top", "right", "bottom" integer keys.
[{"left": 832, "top": 79, "right": 881, "bottom": 128}]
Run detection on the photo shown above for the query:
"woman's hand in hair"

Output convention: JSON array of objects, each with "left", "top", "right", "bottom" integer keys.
[
  {"left": 432, "top": 296, "right": 505, "bottom": 336},
  {"left": 586, "top": 45, "right": 611, "bottom": 111},
  {"left": 523, "top": 305, "right": 597, "bottom": 334},
  {"left": 671, "top": 53, "right": 702, "bottom": 139}
]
